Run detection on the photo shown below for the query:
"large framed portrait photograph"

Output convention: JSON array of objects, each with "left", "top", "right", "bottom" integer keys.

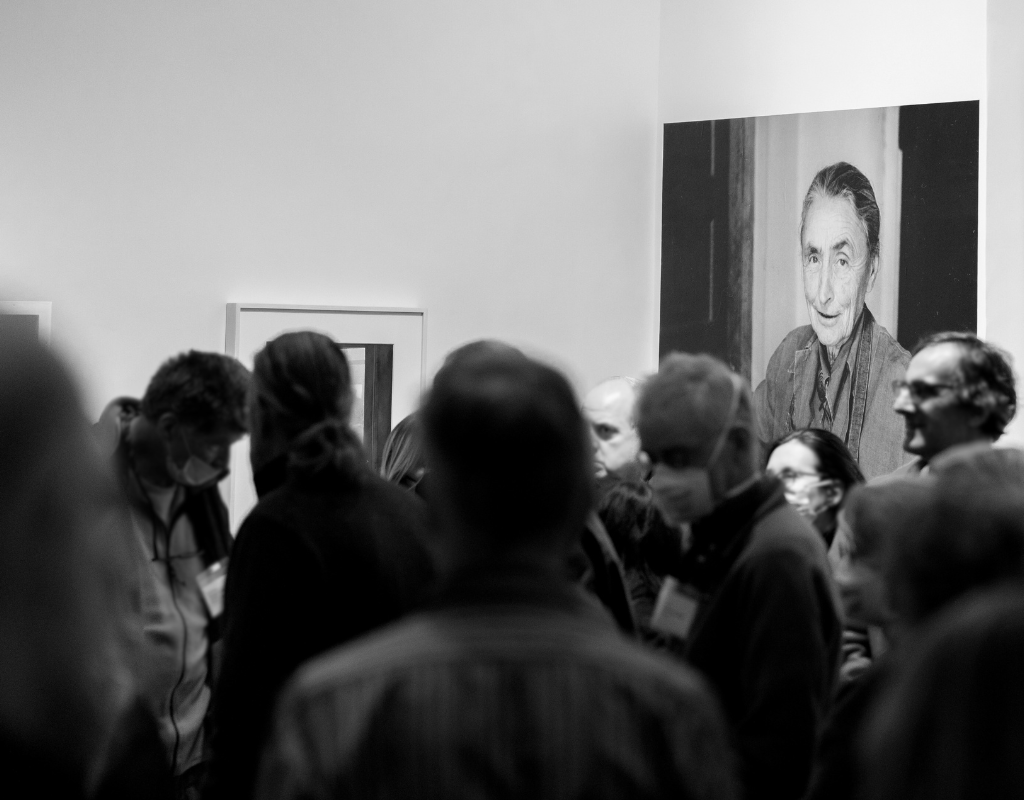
[{"left": 660, "top": 101, "right": 979, "bottom": 478}]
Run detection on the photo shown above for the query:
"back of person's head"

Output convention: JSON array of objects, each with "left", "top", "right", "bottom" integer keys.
[
  {"left": 421, "top": 341, "right": 593, "bottom": 558},
  {"left": 597, "top": 478, "right": 677, "bottom": 555},
  {"left": 252, "top": 331, "right": 362, "bottom": 476},
  {"left": 768, "top": 428, "right": 865, "bottom": 490},
  {"left": 880, "top": 450, "right": 1024, "bottom": 626},
  {"left": 864, "top": 586, "right": 1024, "bottom": 800},
  {"left": 142, "top": 350, "right": 250, "bottom": 434},
  {"left": 380, "top": 413, "right": 423, "bottom": 487},
  {"left": 0, "top": 339, "right": 133, "bottom": 783},
  {"left": 843, "top": 478, "right": 934, "bottom": 570},
  {"left": 838, "top": 478, "right": 936, "bottom": 630},
  {"left": 597, "top": 479, "right": 653, "bottom": 544},
  {"left": 912, "top": 332, "right": 1017, "bottom": 439}
]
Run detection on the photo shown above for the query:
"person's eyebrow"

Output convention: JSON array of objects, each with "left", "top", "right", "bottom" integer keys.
[
  {"left": 803, "top": 243, "right": 821, "bottom": 256},
  {"left": 831, "top": 238, "right": 852, "bottom": 253}
]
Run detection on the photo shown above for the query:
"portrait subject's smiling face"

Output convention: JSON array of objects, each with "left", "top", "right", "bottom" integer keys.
[{"left": 801, "top": 194, "right": 879, "bottom": 351}]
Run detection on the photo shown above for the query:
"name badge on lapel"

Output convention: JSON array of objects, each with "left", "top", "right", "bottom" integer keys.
[
  {"left": 650, "top": 576, "right": 702, "bottom": 640},
  {"left": 196, "top": 558, "right": 228, "bottom": 619}
]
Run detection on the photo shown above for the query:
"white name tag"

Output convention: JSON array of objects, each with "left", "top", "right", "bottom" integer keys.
[
  {"left": 650, "top": 576, "right": 701, "bottom": 640},
  {"left": 196, "top": 558, "right": 228, "bottom": 619}
]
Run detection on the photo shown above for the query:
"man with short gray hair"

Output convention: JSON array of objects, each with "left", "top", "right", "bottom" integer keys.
[{"left": 637, "top": 352, "right": 841, "bottom": 800}]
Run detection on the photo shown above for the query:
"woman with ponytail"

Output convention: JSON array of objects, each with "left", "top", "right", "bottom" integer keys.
[{"left": 205, "top": 331, "right": 433, "bottom": 800}]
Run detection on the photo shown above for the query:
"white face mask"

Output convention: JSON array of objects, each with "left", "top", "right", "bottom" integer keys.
[
  {"left": 166, "top": 430, "right": 226, "bottom": 489},
  {"left": 650, "top": 374, "right": 747, "bottom": 525},
  {"left": 784, "top": 477, "right": 836, "bottom": 520}
]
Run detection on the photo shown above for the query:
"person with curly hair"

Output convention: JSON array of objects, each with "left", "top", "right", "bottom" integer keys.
[{"left": 892, "top": 331, "right": 1017, "bottom": 473}]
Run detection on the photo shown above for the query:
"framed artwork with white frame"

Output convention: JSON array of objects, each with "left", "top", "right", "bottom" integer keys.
[
  {"left": 224, "top": 303, "right": 426, "bottom": 532},
  {"left": 0, "top": 301, "right": 52, "bottom": 345}
]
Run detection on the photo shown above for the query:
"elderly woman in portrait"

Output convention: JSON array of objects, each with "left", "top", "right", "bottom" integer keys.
[{"left": 754, "top": 162, "right": 911, "bottom": 480}]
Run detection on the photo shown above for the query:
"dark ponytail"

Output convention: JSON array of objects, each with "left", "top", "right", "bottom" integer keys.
[{"left": 253, "top": 331, "right": 364, "bottom": 478}]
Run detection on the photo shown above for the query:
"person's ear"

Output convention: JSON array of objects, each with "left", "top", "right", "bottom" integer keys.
[
  {"left": 865, "top": 254, "right": 880, "bottom": 294},
  {"left": 156, "top": 412, "right": 180, "bottom": 439},
  {"left": 964, "top": 399, "right": 990, "bottom": 431}
]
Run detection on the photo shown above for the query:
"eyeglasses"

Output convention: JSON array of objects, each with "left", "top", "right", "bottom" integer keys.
[
  {"left": 891, "top": 379, "right": 960, "bottom": 404},
  {"left": 769, "top": 468, "right": 821, "bottom": 486}
]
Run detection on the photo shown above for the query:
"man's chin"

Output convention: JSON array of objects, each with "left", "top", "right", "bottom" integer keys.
[{"left": 902, "top": 428, "right": 929, "bottom": 458}]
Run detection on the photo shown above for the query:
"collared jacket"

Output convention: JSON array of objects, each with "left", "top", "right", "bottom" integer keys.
[
  {"left": 100, "top": 398, "right": 232, "bottom": 776},
  {"left": 754, "top": 308, "right": 912, "bottom": 480}
]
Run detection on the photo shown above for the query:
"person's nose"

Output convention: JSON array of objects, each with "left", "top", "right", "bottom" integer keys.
[
  {"left": 893, "top": 384, "right": 915, "bottom": 415},
  {"left": 816, "top": 261, "right": 835, "bottom": 308}
]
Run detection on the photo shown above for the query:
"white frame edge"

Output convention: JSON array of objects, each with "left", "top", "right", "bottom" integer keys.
[
  {"left": 225, "top": 303, "right": 429, "bottom": 391},
  {"left": 0, "top": 301, "right": 52, "bottom": 345}
]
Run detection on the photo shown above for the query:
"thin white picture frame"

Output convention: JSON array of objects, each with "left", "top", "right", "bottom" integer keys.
[{"left": 223, "top": 302, "right": 428, "bottom": 531}]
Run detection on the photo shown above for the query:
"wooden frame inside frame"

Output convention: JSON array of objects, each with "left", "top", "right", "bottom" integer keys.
[{"left": 336, "top": 343, "right": 394, "bottom": 471}]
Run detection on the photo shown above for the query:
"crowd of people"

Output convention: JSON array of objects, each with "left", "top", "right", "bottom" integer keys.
[{"left": 1, "top": 317, "right": 1022, "bottom": 800}]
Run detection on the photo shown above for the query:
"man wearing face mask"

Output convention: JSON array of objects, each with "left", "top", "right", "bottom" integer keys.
[
  {"left": 97, "top": 351, "right": 250, "bottom": 800},
  {"left": 636, "top": 353, "right": 841, "bottom": 800}
]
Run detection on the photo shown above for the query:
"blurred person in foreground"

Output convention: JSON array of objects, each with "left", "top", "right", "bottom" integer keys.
[
  {"left": 206, "top": 332, "right": 432, "bottom": 800},
  {"left": 0, "top": 339, "right": 170, "bottom": 799},
  {"left": 96, "top": 351, "right": 250, "bottom": 799},
  {"left": 255, "top": 342, "right": 739, "bottom": 800},
  {"left": 379, "top": 412, "right": 425, "bottom": 492},
  {"left": 862, "top": 586, "right": 1024, "bottom": 800},
  {"left": 806, "top": 444, "right": 1024, "bottom": 800},
  {"left": 636, "top": 352, "right": 841, "bottom": 800},
  {"left": 892, "top": 331, "right": 1016, "bottom": 475}
]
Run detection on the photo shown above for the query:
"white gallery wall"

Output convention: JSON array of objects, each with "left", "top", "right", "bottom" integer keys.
[
  {"left": 1, "top": 0, "right": 1020, "bottom": 444},
  {"left": 986, "top": 0, "right": 1024, "bottom": 444},
  {"left": 0, "top": 1, "right": 662, "bottom": 415}
]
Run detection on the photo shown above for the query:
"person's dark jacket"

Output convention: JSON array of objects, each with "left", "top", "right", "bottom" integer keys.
[
  {"left": 804, "top": 658, "right": 889, "bottom": 800},
  {"left": 654, "top": 477, "right": 842, "bottom": 800},
  {"left": 205, "top": 451, "right": 433, "bottom": 800}
]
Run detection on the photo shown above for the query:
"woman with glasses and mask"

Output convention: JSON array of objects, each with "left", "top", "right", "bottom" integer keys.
[
  {"left": 766, "top": 428, "right": 864, "bottom": 558},
  {"left": 206, "top": 331, "right": 433, "bottom": 800}
]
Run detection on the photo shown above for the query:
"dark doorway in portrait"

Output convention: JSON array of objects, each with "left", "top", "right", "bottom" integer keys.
[
  {"left": 897, "top": 100, "right": 979, "bottom": 350},
  {"left": 660, "top": 119, "right": 754, "bottom": 377}
]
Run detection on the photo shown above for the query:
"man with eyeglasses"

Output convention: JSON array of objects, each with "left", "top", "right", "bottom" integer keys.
[
  {"left": 891, "top": 332, "right": 1017, "bottom": 474},
  {"left": 97, "top": 351, "right": 250, "bottom": 799}
]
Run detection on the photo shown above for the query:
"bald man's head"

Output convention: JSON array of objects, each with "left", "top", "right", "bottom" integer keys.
[{"left": 583, "top": 377, "right": 642, "bottom": 479}]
